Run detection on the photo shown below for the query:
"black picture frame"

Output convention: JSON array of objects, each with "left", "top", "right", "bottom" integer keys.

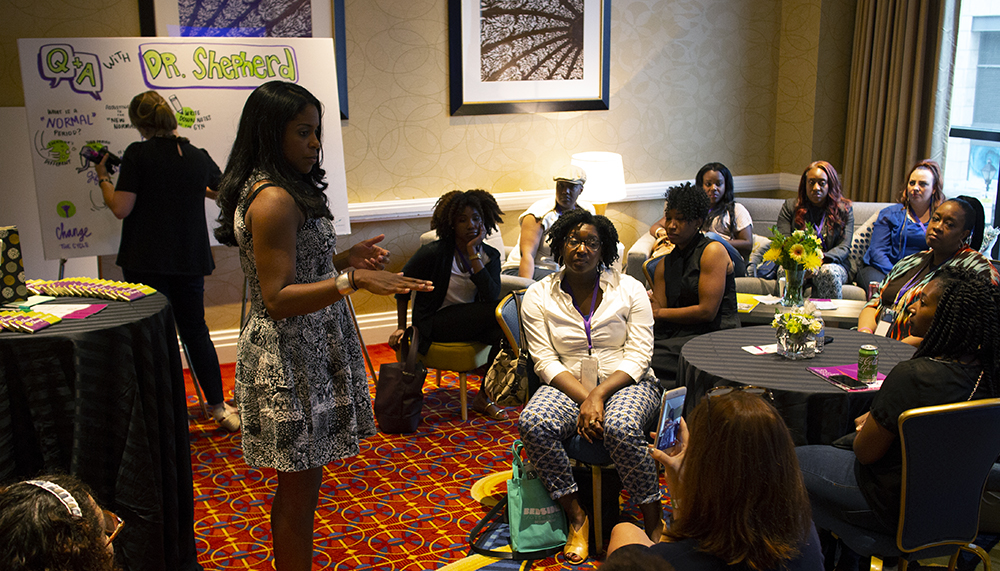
[
  {"left": 137, "top": 0, "right": 349, "bottom": 119},
  {"left": 449, "top": 0, "right": 611, "bottom": 116}
]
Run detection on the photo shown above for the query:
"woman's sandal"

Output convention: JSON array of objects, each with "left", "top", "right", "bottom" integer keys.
[
  {"left": 563, "top": 517, "right": 589, "bottom": 563},
  {"left": 472, "top": 393, "right": 508, "bottom": 420},
  {"left": 212, "top": 404, "right": 241, "bottom": 432}
]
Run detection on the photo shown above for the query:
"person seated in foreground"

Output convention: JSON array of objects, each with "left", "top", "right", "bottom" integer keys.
[
  {"left": 649, "top": 182, "right": 739, "bottom": 386},
  {"left": 649, "top": 162, "right": 752, "bottom": 277},
  {"left": 518, "top": 209, "right": 663, "bottom": 564},
  {"left": 607, "top": 390, "right": 823, "bottom": 571},
  {"left": 501, "top": 164, "right": 595, "bottom": 280},
  {"left": 0, "top": 474, "right": 121, "bottom": 571},
  {"left": 796, "top": 268, "right": 1000, "bottom": 569},
  {"left": 390, "top": 189, "right": 508, "bottom": 419},
  {"left": 776, "top": 161, "right": 854, "bottom": 299},
  {"left": 856, "top": 160, "right": 944, "bottom": 288},
  {"left": 856, "top": 196, "right": 998, "bottom": 346}
]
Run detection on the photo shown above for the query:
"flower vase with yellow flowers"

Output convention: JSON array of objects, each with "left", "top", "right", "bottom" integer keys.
[
  {"left": 762, "top": 225, "right": 823, "bottom": 307},
  {"left": 771, "top": 302, "right": 824, "bottom": 360}
]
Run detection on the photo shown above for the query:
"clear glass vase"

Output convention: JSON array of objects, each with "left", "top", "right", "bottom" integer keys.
[
  {"left": 782, "top": 266, "right": 806, "bottom": 307},
  {"left": 776, "top": 327, "right": 817, "bottom": 360}
]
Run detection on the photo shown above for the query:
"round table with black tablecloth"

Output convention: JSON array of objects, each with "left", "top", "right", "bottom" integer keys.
[
  {"left": 678, "top": 326, "right": 915, "bottom": 445},
  {"left": 0, "top": 293, "right": 201, "bottom": 571}
]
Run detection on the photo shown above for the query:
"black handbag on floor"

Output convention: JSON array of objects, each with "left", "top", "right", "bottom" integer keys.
[{"left": 375, "top": 326, "right": 426, "bottom": 433}]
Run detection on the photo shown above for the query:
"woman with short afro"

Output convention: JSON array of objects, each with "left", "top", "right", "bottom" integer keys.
[
  {"left": 389, "top": 189, "right": 508, "bottom": 419},
  {"left": 650, "top": 182, "right": 739, "bottom": 385}
]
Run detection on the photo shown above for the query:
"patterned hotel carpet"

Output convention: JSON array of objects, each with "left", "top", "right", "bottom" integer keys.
[{"left": 183, "top": 345, "right": 662, "bottom": 570}]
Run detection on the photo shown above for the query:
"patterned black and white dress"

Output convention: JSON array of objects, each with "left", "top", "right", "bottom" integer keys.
[{"left": 234, "top": 178, "right": 376, "bottom": 472}]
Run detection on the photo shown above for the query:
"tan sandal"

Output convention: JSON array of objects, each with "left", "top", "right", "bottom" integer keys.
[
  {"left": 563, "top": 517, "right": 589, "bottom": 563},
  {"left": 212, "top": 404, "right": 241, "bottom": 432},
  {"left": 472, "top": 393, "right": 508, "bottom": 420}
]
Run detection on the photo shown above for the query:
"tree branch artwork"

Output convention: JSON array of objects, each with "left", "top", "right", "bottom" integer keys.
[{"left": 479, "top": 0, "right": 585, "bottom": 82}]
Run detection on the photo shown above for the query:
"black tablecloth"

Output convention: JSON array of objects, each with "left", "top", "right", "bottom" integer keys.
[
  {"left": 0, "top": 293, "right": 201, "bottom": 571},
  {"left": 678, "top": 326, "right": 915, "bottom": 445}
]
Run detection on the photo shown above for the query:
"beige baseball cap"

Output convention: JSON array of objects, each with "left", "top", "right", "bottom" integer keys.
[{"left": 553, "top": 164, "right": 587, "bottom": 184}]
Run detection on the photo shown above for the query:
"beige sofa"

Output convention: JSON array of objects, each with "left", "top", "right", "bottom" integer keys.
[{"left": 625, "top": 197, "right": 895, "bottom": 301}]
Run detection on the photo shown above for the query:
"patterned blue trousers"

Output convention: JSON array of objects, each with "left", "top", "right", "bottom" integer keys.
[{"left": 518, "top": 379, "right": 663, "bottom": 506}]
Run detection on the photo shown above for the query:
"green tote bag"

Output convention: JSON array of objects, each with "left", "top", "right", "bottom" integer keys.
[{"left": 507, "top": 440, "right": 567, "bottom": 552}]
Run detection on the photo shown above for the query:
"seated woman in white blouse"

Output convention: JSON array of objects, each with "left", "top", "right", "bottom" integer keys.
[{"left": 518, "top": 209, "right": 663, "bottom": 564}]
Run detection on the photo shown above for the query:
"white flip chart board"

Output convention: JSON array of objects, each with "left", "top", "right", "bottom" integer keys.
[{"left": 18, "top": 36, "right": 349, "bottom": 261}]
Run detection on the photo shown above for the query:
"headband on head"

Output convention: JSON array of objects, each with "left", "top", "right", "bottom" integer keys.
[{"left": 24, "top": 480, "right": 83, "bottom": 518}]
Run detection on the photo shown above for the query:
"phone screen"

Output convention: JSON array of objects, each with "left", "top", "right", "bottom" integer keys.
[
  {"left": 655, "top": 387, "right": 687, "bottom": 450},
  {"left": 829, "top": 374, "right": 868, "bottom": 389}
]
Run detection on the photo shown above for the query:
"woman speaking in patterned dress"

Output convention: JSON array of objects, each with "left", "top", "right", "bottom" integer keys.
[{"left": 214, "top": 81, "right": 433, "bottom": 571}]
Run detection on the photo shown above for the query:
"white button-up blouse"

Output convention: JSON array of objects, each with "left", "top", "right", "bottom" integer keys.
[{"left": 521, "top": 268, "right": 655, "bottom": 386}]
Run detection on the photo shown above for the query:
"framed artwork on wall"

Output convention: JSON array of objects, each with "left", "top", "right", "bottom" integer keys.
[
  {"left": 448, "top": 0, "right": 611, "bottom": 116},
  {"left": 137, "top": 0, "right": 349, "bottom": 119}
]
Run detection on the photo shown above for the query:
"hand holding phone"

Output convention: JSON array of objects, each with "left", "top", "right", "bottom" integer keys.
[{"left": 655, "top": 387, "right": 687, "bottom": 450}]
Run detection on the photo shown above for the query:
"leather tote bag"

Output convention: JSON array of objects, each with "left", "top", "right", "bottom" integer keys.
[{"left": 374, "top": 326, "right": 426, "bottom": 434}]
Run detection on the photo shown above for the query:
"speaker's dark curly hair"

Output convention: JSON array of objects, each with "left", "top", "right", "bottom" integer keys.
[
  {"left": 665, "top": 181, "right": 711, "bottom": 222},
  {"left": 548, "top": 209, "right": 619, "bottom": 269},
  {"left": 0, "top": 474, "right": 118, "bottom": 571},
  {"left": 913, "top": 267, "right": 1000, "bottom": 398},
  {"left": 429, "top": 189, "right": 504, "bottom": 242},
  {"left": 214, "top": 81, "right": 330, "bottom": 247}
]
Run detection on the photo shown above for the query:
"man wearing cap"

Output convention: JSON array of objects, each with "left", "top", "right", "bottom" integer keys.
[{"left": 501, "top": 165, "right": 595, "bottom": 280}]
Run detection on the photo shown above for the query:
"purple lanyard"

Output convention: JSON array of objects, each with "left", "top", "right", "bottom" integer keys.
[
  {"left": 455, "top": 248, "right": 473, "bottom": 274},
  {"left": 565, "top": 277, "right": 600, "bottom": 354},
  {"left": 900, "top": 208, "right": 927, "bottom": 256},
  {"left": 894, "top": 257, "right": 939, "bottom": 307},
  {"left": 815, "top": 214, "right": 826, "bottom": 249}
]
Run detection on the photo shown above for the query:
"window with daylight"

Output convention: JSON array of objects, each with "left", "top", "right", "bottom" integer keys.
[{"left": 944, "top": 1, "right": 1000, "bottom": 244}]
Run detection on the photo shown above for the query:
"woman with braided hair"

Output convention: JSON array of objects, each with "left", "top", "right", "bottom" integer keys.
[
  {"left": 857, "top": 195, "right": 999, "bottom": 346},
  {"left": 796, "top": 267, "right": 1000, "bottom": 564}
]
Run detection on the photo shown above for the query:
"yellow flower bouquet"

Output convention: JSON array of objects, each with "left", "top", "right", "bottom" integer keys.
[
  {"left": 762, "top": 225, "right": 823, "bottom": 306},
  {"left": 762, "top": 224, "right": 823, "bottom": 271}
]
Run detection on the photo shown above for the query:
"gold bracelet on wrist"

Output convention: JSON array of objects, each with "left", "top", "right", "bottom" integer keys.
[
  {"left": 468, "top": 253, "right": 481, "bottom": 261},
  {"left": 335, "top": 271, "right": 357, "bottom": 295}
]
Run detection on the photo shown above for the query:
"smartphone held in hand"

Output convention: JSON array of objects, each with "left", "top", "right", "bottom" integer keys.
[{"left": 655, "top": 387, "right": 687, "bottom": 450}]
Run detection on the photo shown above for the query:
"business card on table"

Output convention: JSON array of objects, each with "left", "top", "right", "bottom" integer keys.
[
  {"left": 810, "top": 299, "right": 838, "bottom": 310},
  {"left": 742, "top": 344, "right": 778, "bottom": 355}
]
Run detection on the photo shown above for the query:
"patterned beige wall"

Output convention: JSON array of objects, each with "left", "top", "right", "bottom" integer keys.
[
  {"left": 775, "top": 0, "right": 822, "bottom": 173},
  {"left": 773, "top": 0, "right": 856, "bottom": 175},
  {"left": 812, "top": 0, "right": 856, "bottom": 172},
  {"left": 6, "top": 0, "right": 855, "bottom": 332},
  {"left": 0, "top": 2, "right": 142, "bottom": 105},
  {"left": 341, "top": 0, "right": 784, "bottom": 202}
]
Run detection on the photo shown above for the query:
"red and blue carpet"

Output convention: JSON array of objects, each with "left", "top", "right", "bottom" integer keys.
[{"left": 184, "top": 344, "right": 668, "bottom": 570}]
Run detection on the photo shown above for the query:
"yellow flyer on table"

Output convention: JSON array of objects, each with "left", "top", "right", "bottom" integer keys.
[{"left": 737, "top": 293, "right": 760, "bottom": 313}]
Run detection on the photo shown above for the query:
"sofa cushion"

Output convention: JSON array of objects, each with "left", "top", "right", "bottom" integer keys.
[
  {"left": 847, "top": 212, "right": 879, "bottom": 283},
  {"left": 628, "top": 197, "right": 893, "bottom": 301}
]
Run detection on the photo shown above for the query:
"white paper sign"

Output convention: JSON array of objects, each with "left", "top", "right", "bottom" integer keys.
[{"left": 17, "top": 36, "right": 349, "bottom": 261}]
